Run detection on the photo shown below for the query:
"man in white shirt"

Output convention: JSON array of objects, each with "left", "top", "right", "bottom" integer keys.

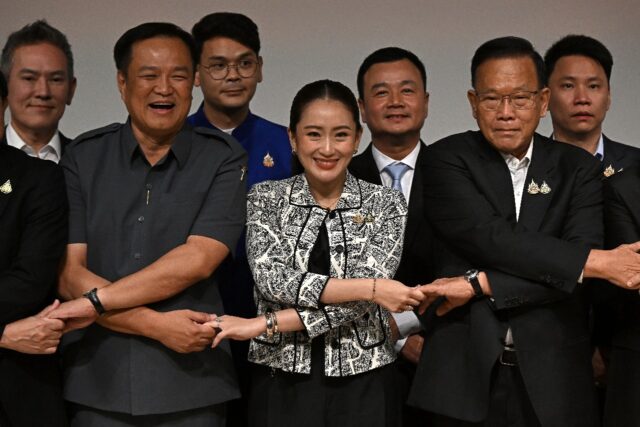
[
  {"left": 349, "top": 46, "right": 432, "bottom": 426},
  {"left": 1, "top": 20, "right": 76, "bottom": 163}
]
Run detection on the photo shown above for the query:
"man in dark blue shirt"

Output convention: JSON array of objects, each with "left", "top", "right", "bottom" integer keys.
[{"left": 188, "top": 14, "right": 292, "bottom": 426}]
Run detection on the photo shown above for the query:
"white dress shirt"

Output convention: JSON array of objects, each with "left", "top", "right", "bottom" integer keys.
[
  {"left": 6, "top": 123, "right": 62, "bottom": 164},
  {"left": 371, "top": 142, "right": 422, "bottom": 351},
  {"left": 500, "top": 141, "right": 534, "bottom": 346}
]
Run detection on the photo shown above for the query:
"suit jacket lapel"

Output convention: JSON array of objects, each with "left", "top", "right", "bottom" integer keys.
[
  {"left": 404, "top": 142, "right": 427, "bottom": 252},
  {"left": 0, "top": 145, "right": 16, "bottom": 217},
  {"left": 518, "top": 135, "right": 555, "bottom": 232},
  {"left": 349, "top": 144, "right": 382, "bottom": 185},
  {"left": 475, "top": 135, "right": 518, "bottom": 223}
]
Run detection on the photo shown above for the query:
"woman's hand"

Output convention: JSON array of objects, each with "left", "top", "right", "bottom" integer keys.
[
  {"left": 206, "top": 314, "right": 266, "bottom": 348},
  {"left": 373, "top": 279, "right": 425, "bottom": 313}
]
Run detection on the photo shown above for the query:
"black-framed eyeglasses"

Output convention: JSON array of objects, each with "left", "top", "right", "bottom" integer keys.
[
  {"left": 475, "top": 90, "right": 539, "bottom": 111},
  {"left": 201, "top": 59, "right": 259, "bottom": 80}
]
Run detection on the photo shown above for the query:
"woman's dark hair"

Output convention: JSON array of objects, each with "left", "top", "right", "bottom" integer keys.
[
  {"left": 289, "top": 79, "right": 362, "bottom": 132},
  {"left": 289, "top": 80, "right": 362, "bottom": 174}
]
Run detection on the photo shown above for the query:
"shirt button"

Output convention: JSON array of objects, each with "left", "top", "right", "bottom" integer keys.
[
  {"left": 146, "top": 183, "right": 152, "bottom": 190},
  {"left": 138, "top": 216, "right": 144, "bottom": 222},
  {"left": 329, "top": 211, "right": 336, "bottom": 219},
  {"left": 335, "top": 245, "right": 344, "bottom": 254},
  {"left": 134, "top": 253, "right": 141, "bottom": 259}
]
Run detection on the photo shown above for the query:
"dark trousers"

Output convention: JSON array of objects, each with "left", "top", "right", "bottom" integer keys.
[
  {"left": 604, "top": 346, "right": 640, "bottom": 427},
  {"left": 68, "top": 402, "right": 226, "bottom": 427},
  {"left": 426, "top": 357, "right": 541, "bottom": 427},
  {"left": 248, "top": 339, "right": 401, "bottom": 427}
]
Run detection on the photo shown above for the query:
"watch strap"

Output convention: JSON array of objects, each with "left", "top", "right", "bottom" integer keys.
[{"left": 83, "top": 288, "right": 106, "bottom": 315}]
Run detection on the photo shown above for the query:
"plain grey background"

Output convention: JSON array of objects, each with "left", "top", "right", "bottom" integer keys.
[{"left": 2, "top": 0, "right": 639, "bottom": 148}]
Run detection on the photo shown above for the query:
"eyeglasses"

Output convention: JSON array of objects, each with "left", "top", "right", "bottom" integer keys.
[
  {"left": 475, "top": 90, "right": 539, "bottom": 111},
  {"left": 201, "top": 59, "right": 259, "bottom": 80}
]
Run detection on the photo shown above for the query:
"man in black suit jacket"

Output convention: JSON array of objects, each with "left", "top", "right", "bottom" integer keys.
[
  {"left": 0, "top": 76, "right": 69, "bottom": 424},
  {"left": 544, "top": 35, "right": 640, "bottom": 403},
  {"left": 1, "top": 20, "right": 76, "bottom": 162},
  {"left": 408, "top": 37, "right": 640, "bottom": 426},
  {"left": 349, "top": 46, "right": 433, "bottom": 425},
  {"left": 601, "top": 168, "right": 640, "bottom": 426}
]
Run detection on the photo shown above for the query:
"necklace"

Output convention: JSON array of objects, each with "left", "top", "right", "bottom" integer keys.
[{"left": 317, "top": 194, "right": 341, "bottom": 211}]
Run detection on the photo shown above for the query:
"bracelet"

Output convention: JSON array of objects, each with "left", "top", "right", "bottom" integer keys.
[
  {"left": 82, "top": 288, "right": 106, "bottom": 315},
  {"left": 371, "top": 278, "right": 377, "bottom": 302},
  {"left": 272, "top": 311, "right": 279, "bottom": 334},
  {"left": 265, "top": 311, "right": 275, "bottom": 338}
]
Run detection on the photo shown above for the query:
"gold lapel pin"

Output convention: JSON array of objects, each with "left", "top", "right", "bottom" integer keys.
[
  {"left": 353, "top": 213, "right": 365, "bottom": 224},
  {"left": 365, "top": 213, "right": 375, "bottom": 223},
  {"left": 527, "top": 179, "right": 540, "bottom": 195},
  {"left": 262, "top": 152, "right": 274, "bottom": 168},
  {"left": 0, "top": 179, "right": 12, "bottom": 195},
  {"left": 540, "top": 181, "right": 551, "bottom": 194},
  {"left": 603, "top": 165, "right": 615, "bottom": 178}
]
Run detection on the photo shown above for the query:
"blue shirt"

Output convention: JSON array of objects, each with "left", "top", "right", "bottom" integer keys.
[{"left": 188, "top": 103, "right": 292, "bottom": 189}]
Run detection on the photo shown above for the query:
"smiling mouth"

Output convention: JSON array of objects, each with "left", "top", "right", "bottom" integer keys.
[
  {"left": 315, "top": 158, "right": 339, "bottom": 170},
  {"left": 149, "top": 102, "right": 175, "bottom": 111}
]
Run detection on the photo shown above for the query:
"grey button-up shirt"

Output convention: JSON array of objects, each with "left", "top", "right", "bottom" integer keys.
[{"left": 60, "top": 120, "right": 247, "bottom": 415}]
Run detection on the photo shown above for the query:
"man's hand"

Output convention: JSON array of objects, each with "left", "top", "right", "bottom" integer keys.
[
  {"left": 48, "top": 297, "right": 99, "bottom": 332},
  {"left": 586, "top": 242, "right": 640, "bottom": 289},
  {"left": 400, "top": 334, "right": 424, "bottom": 365},
  {"left": 418, "top": 276, "right": 475, "bottom": 316},
  {"left": 0, "top": 300, "right": 65, "bottom": 354},
  {"left": 150, "top": 310, "right": 217, "bottom": 353}
]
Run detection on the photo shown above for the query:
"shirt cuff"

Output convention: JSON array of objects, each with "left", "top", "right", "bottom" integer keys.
[
  {"left": 392, "top": 311, "right": 422, "bottom": 338},
  {"left": 394, "top": 336, "right": 407, "bottom": 353}
]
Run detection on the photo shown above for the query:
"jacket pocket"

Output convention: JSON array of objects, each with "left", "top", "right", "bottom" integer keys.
[{"left": 352, "top": 306, "right": 387, "bottom": 349}]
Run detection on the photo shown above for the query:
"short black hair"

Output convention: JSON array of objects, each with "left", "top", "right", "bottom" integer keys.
[
  {"left": 114, "top": 22, "right": 197, "bottom": 75},
  {"left": 192, "top": 12, "right": 260, "bottom": 62},
  {"left": 0, "top": 72, "right": 7, "bottom": 100},
  {"left": 544, "top": 35, "right": 613, "bottom": 83},
  {"left": 1, "top": 20, "right": 74, "bottom": 80},
  {"left": 471, "top": 36, "right": 546, "bottom": 89},
  {"left": 356, "top": 47, "right": 427, "bottom": 99}
]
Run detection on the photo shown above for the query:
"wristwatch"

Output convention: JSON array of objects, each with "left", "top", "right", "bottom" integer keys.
[
  {"left": 464, "top": 269, "right": 484, "bottom": 298},
  {"left": 83, "top": 288, "right": 106, "bottom": 315}
]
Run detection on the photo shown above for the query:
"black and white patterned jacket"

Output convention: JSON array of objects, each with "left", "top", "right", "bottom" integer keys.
[{"left": 246, "top": 172, "right": 407, "bottom": 376}]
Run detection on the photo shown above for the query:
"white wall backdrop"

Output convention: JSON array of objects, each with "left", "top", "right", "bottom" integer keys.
[{"left": 2, "top": 0, "right": 639, "bottom": 148}]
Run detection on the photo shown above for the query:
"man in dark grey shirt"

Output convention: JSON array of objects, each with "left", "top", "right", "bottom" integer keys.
[{"left": 50, "top": 22, "right": 247, "bottom": 426}]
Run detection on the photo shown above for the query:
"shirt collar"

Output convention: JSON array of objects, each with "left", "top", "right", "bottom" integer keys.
[
  {"left": 122, "top": 118, "right": 192, "bottom": 168},
  {"left": 190, "top": 102, "right": 254, "bottom": 139},
  {"left": 499, "top": 138, "right": 534, "bottom": 169},
  {"left": 550, "top": 132, "right": 604, "bottom": 160},
  {"left": 289, "top": 171, "right": 362, "bottom": 210},
  {"left": 371, "top": 141, "right": 421, "bottom": 172},
  {"left": 595, "top": 134, "right": 604, "bottom": 160},
  {"left": 6, "top": 122, "right": 61, "bottom": 159}
]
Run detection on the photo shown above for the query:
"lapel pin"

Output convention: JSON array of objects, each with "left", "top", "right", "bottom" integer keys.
[
  {"left": 0, "top": 179, "right": 12, "bottom": 195},
  {"left": 262, "top": 152, "right": 274, "bottom": 168},
  {"left": 540, "top": 181, "right": 551, "bottom": 194},
  {"left": 353, "top": 213, "right": 365, "bottom": 224},
  {"left": 527, "top": 179, "right": 540, "bottom": 195},
  {"left": 365, "top": 213, "right": 375, "bottom": 223},
  {"left": 240, "top": 166, "right": 247, "bottom": 181},
  {"left": 603, "top": 164, "right": 615, "bottom": 178}
]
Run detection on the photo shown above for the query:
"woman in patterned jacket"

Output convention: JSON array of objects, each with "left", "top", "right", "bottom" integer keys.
[{"left": 209, "top": 80, "right": 424, "bottom": 426}]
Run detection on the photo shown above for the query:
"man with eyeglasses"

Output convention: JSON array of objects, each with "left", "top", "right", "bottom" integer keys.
[
  {"left": 408, "top": 36, "right": 640, "bottom": 426},
  {"left": 188, "top": 12, "right": 291, "bottom": 427}
]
